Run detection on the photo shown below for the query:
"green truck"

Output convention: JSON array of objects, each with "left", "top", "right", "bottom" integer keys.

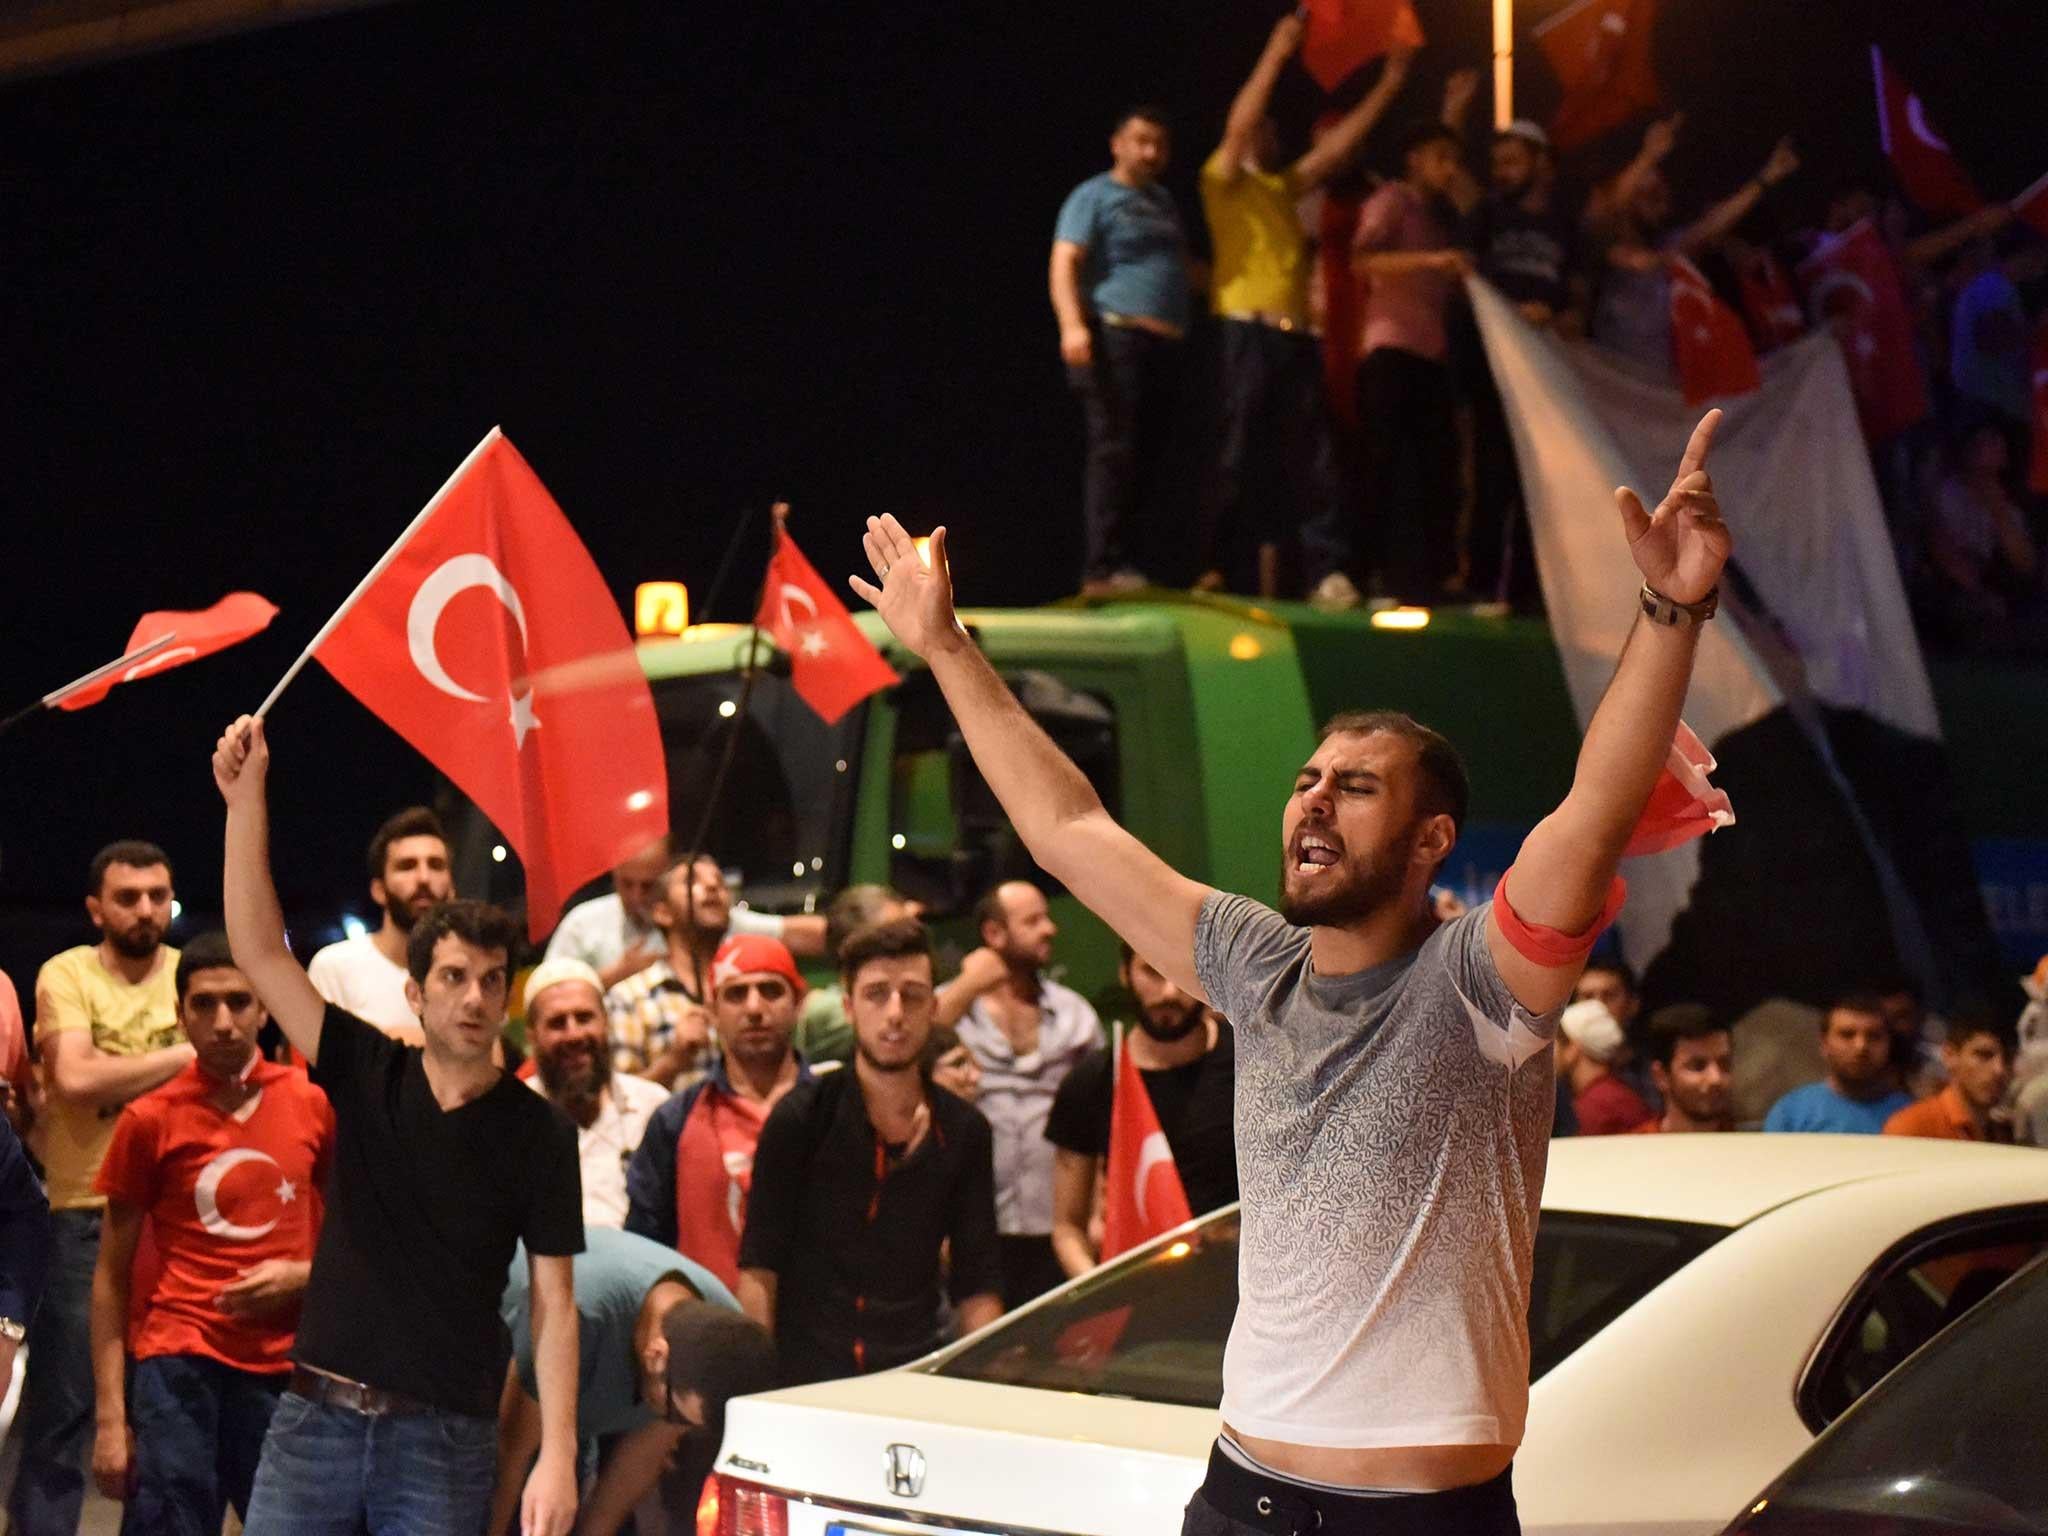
[{"left": 451, "top": 593, "right": 2047, "bottom": 1014}]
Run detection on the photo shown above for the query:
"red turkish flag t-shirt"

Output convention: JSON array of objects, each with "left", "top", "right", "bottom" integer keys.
[
  {"left": 312, "top": 431, "right": 669, "bottom": 939},
  {"left": 95, "top": 1061, "right": 333, "bottom": 1374}
]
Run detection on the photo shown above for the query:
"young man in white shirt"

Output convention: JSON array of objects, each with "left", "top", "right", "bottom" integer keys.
[{"left": 304, "top": 807, "right": 452, "bottom": 1042}]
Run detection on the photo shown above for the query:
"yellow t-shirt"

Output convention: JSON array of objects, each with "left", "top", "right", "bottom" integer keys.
[
  {"left": 34, "top": 945, "right": 181, "bottom": 1210},
  {"left": 1201, "top": 152, "right": 1310, "bottom": 324}
]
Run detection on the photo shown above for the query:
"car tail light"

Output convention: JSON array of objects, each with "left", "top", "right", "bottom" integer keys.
[{"left": 699, "top": 1474, "right": 788, "bottom": 1536}]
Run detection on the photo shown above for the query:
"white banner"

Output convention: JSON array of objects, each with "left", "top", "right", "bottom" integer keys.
[{"left": 1468, "top": 278, "right": 1941, "bottom": 974}]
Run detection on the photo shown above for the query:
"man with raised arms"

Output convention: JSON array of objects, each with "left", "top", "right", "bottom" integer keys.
[{"left": 848, "top": 410, "right": 1732, "bottom": 1535}]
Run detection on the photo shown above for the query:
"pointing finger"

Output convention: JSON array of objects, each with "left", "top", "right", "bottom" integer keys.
[{"left": 1675, "top": 408, "right": 1722, "bottom": 483}]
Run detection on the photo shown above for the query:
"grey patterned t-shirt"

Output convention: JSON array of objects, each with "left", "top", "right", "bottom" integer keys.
[{"left": 1195, "top": 892, "right": 1558, "bottom": 1448}]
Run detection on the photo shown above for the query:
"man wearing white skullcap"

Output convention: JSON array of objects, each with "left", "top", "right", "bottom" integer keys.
[
  {"left": 1556, "top": 998, "right": 1655, "bottom": 1135},
  {"left": 524, "top": 958, "right": 670, "bottom": 1228}
]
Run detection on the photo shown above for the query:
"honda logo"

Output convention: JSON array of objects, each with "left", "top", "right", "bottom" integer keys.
[{"left": 884, "top": 1442, "right": 926, "bottom": 1499}]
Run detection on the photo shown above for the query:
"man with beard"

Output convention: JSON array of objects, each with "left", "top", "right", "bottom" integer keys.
[
  {"left": 1764, "top": 995, "right": 1912, "bottom": 1134},
  {"left": 306, "top": 807, "right": 453, "bottom": 1041},
  {"left": 948, "top": 881, "right": 1101, "bottom": 1309},
  {"left": 738, "top": 919, "right": 1001, "bottom": 1384},
  {"left": 850, "top": 405, "right": 1734, "bottom": 1534},
  {"left": 625, "top": 935, "right": 814, "bottom": 1292},
  {"left": 13, "top": 840, "right": 191, "bottom": 1536},
  {"left": 1046, "top": 945, "right": 1236, "bottom": 1277},
  {"left": 523, "top": 959, "right": 670, "bottom": 1229},
  {"left": 604, "top": 854, "right": 824, "bottom": 1089},
  {"left": 1629, "top": 1005, "right": 1734, "bottom": 1134}
]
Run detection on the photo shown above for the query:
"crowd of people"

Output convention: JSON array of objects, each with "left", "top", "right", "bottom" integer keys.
[
  {"left": 1050, "top": 18, "right": 2048, "bottom": 650},
  {"left": 0, "top": 742, "right": 2038, "bottom": 1531}
]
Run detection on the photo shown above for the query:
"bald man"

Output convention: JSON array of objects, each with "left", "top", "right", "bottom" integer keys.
[{"left": 948, "top": 882, "right": 1101, "bottom": 1308}]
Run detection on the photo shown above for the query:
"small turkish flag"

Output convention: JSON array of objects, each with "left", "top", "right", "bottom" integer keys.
[
  {"left": 1871, "top": 48, "right": 1983, "bottom": 220},
  {"left": 1667, "top": 257, "right": 1760, "bottom": 405},
  {"left": 1301, "top": 0, "right": 1424, "bottom": 94},
  {"left": 754, "top": 526, "right": 898, "bottom": 724},
  {"left": 1796, "top": 217, "right": 1930, "bottom": 443},
  {"left": 2013, "top": 171, "right": 2048, "bottom": 243},
  {"left": 1624, "top": 722, "right": 1735, "bottom": 858},
  {"left": 2029, "top": 315, "right": 2048, "bottom": 497},
  {"left": 1101, "top": 1036, "right": 1192, "bottom": 1262},
  {"left": 312, "top": 430, "right": 668, "bottom": 940},
  {"left": 1734, "top": 250, "right": 1806, "bottom": 355},
  {"left": 1536, "top": 0, "right": 1662, "bottom": 153},
  {"left": 55, "top": 593, "right": 278, "bottom": 711}
]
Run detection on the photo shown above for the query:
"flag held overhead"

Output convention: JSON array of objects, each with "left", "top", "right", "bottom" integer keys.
[{"left": 304, "top": 429, "right": 668, "bottom": 940}]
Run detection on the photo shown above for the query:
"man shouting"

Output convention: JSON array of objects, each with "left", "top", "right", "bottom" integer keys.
[{"left": 849, "top": 410, "right": 1733, "bottom": 1536}]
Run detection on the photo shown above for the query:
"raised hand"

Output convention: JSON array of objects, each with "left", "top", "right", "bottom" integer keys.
[
  {"left": 1442, "top": 68, "right": 1481, "bottom": 125},
  {"left": 1641, "top": 112, "right": 1683, "bottom": 164},
  {"left": 212, "top": 715, "right": 269, "bottom": 806},
  {"left": 1759, "top": 135, "right": 1800, "bottom": 188},
  {"left": 1268, "top": 10, "right": 1305, "bottom": 55},
  {"left": 849, "top": 515, "right": 963, "bottom": 662},
  {"left": 1616, "top": 409, "right": 1732, "bottom": 606}
]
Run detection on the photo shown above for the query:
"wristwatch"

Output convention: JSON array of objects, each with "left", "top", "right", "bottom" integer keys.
[
  {"left": 0, "top": 1318, "right": 24, "bottom": 1345},
  {"left": 1640, "top": 582, "right": 1719, "bottom": 627}
]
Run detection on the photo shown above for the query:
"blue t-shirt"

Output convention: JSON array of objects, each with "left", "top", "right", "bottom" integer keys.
[
  {"left": 1053, "top": 172, "right": 1191, "bottom": 330},
  {"left": 501, "top": 1228, "right": 737, "bottom": 1441},
  {"left": 1762, "top": 1081, "right": 1913, "bottom": 1135}
]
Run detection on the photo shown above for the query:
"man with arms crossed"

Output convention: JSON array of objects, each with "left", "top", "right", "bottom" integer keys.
[
  {"left": 850, "top": 408, "right": 1732, "bottom": 1534},
  {"left": 212, "top": 716, "right": 583, "bottom": 1536}
]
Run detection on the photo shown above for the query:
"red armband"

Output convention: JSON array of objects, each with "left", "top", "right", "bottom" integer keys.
[{"left": 1492, "top": 871, "right": 1627, "bottom": 969}]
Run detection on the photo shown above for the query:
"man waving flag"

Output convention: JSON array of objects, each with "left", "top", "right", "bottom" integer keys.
[{"left": 265, "top": 429, "right": 667, "bottom": 939}]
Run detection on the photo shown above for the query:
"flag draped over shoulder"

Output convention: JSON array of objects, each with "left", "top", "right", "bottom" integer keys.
[
  {"left": 312, "top": 430, "right": 668, "bottom": 940},
  {"left": 1468, "top": 279, "right": 1999, "bottom": 1012}
]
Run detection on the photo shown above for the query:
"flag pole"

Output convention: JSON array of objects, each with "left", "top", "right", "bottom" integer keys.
[
  {"left": 0, "top": 633, "right": 180, "bottom": 739},
  {"left": 1493, "top": 0, "right": 1513, "bottom": 128},
  {"left": 253, "top": 426, "right": 503, "bottom": 721}
]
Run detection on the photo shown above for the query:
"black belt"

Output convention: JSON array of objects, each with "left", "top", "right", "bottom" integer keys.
[
  {"left": 1197, "top": 1443, "right": 1519, "bottom": 1536},
  {"left": 288, "top": 1366, "right": 437, "bottom": 1418}
]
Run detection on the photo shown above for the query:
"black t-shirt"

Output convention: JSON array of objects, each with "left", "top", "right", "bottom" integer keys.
[
  {"left": 1472, "top": 195, "right": 1577, "bottom": 312},
  {"left": 1043, "top": 1023, "right": 1238, "bottom": 1217},
  {"left": 738, "top": 1068, "right": 1001, "bottom": 1386},
  {"left": 296, "top": 1006, "right": 584, "bottom": 1416}
]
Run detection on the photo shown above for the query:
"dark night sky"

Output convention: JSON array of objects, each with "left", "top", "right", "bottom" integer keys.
[{"left": 3, "top": 0, "right": 2044, "bottom": 972}]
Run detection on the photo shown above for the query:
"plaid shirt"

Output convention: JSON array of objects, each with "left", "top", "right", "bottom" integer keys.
[{"left": 602, "top": 959, "right": 710, "bottom": 1083}]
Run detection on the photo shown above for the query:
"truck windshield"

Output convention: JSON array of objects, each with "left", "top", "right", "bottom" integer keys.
[{"left": 652, "top": 670, "right": 865, "bottom": 912}]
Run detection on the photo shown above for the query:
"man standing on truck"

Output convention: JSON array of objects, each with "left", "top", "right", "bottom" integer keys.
[{"left": 848, "top": 409, "right": 1734, "bottom": 1536}]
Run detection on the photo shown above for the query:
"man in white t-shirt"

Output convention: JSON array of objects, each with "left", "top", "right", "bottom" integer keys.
[
  {"left": 305, "top": 807, "right": 452, "bottom": 1041},
  {"left": 522, "top": 959, "right": 669, "bottom": 1229}
]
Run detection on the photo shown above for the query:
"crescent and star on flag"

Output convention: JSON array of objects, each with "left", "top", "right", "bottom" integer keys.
[{"left": 193, "top": 1146, "right": 297, "bottom": 1242}]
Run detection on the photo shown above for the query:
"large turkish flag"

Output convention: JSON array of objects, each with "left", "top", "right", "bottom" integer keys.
[
  {"left": 1536, "top": 0, "right": 1662, "bottom": 152},
  {"left": 753, "top": 525, "right": 898, "bottom": 724},
  {"left": 1101, "top": 1037, "right": 1192, "bottom": 1262},
  {"left": 1667, "top": 257, "right": 1759, "bottom": 406},
  {"left": 1871, "top": 48, "right": 1983, "bottom": 220},
  {"left": 313, "top": 430, "right": 668, "bottom": 940},
  {"left": 1795, "top": 218, "right": 1931, "bottom": 444}
]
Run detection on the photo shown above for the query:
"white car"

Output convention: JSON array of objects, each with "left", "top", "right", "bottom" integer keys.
[{"left": 701, "top": 1135, "right": 2048, "bottom": 1536}]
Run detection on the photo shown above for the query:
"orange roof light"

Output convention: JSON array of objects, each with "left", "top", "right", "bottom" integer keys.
[
  {"left": 1370, "top": 606, "right": 1430, "bottom": 631},
  {"left": 635, "top": 581, "right": 688, "bottom": 639}
]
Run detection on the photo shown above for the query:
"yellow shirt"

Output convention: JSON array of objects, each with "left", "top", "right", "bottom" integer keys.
[
  {"left": 34, "top": 944, "right": 181, "bottom": 1210},
  {"left": 1201, "top": 152, "right": 1310, "bottom": 324}
]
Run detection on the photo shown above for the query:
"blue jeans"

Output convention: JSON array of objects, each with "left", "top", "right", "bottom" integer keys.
[
  {"left": 241, "top": 1391, "right": 498, "bottom": 1536},
  {"left": 6, "top": 1207, "right": 99, "bottom": 1536},
  {"left": 121, "top": 1356, "right": 285, "bottom": 1536}
]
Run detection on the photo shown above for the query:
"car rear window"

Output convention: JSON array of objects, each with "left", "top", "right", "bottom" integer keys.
[{"left": 928, "top": 1209, "right": 1725, "bottom": 1407}]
